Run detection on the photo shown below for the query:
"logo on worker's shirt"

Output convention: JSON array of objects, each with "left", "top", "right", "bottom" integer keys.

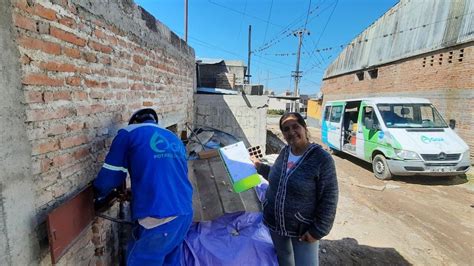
[{"left": 150, "top": 132, "right": 185, "bottom": 159}]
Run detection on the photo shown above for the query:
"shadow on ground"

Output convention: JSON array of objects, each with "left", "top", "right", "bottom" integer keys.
[{"left": 320, "top": 238, "right": 411, "bottom": 266}]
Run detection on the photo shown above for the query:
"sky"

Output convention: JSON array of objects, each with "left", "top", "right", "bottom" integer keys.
[{"left": 135, "top": 0, "right": 399, "bottom": 96}]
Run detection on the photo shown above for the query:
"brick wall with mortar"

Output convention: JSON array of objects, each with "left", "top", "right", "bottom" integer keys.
[
  {"left": 321, "top": 43, "right": 473, "bottom": 160},
  {"left": 1, "top": 0, "right": 195, "bottom": 264}
]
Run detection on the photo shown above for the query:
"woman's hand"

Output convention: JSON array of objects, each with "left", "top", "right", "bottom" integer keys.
[
  {"left": 250, "top": 155, "right": 261, "bottom": 168},
  {"left": 299, "top": 231, "right": 318, "bottom": 243}
]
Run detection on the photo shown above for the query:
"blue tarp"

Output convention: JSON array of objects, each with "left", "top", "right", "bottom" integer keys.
[
  {"left": 183, "top": 182, "right": 277, "bottom": 265},
  {"left": 183, "top": 212, "right": 277, "bottom": 266}
]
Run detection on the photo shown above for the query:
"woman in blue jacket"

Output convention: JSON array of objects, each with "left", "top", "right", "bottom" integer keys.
[{"left": 252, "top": 112, "right": 338, "bottom": 266}]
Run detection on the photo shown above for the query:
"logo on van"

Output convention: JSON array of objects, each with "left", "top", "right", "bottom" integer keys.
[{"left": 421, "top": 135, "right": 444, "bottom": 144}]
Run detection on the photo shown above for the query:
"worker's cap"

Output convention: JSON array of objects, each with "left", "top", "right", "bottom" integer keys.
[{"left": 128, "top": 108, "right": 158, "bottom": 125}]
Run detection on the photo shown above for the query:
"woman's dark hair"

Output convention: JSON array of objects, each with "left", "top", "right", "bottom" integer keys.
[{"left": 279, "top": 112, "right": 307, "bottom": 131}]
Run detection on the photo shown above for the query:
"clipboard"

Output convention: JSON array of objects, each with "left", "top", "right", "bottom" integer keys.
[{"left": 218, "top": 141, "right": 261, "bottom": 193}]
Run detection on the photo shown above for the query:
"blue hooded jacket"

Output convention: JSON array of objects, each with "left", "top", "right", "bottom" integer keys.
[{"left": 93, "top": 122, "right": 193, "bottom": 220}]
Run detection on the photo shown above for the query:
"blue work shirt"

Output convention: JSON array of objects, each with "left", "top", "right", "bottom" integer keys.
[{"left": 93, "top": 122, "right": 193, "bottom": 221}]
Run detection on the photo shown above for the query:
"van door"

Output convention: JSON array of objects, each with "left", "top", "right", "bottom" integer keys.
[
  {"left": 327, "top": 104, "right": 344, "bottom": 150},
  {"left": 357, "top": 104, "right": 381, "bottom": 161}
]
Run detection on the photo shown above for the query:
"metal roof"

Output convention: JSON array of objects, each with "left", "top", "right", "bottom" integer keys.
[{"left": 324, "top": 0, "right": 474, "bottom": 79}]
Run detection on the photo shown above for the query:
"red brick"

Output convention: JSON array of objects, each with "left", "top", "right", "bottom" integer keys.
[
  {"left": 52, "top": 152, "right": 72, "bottom": 167},
  {"left": 60, "top": 134, "right": 89, "bottom": 149},
  {"left": 32, "top": 140, "right": 59, "bottom": 155},
  {"left": 88, "top": 40, "right": 112, "bottom": 54},
  {"left": 13, "top": 13, "right": 37, "bottom": 31},
  {"left": 25, "top": 91, "right": 43, "bottom": 103},
  {"left": 43, "top": 91, "right": 71, "bottom": 102},
  {"left": 94, "top": 29, "right": 107, "bottom": 39},
  {"left": 143, "top": 101, "right": 153, "bottom": 107},
  {"left": 34, "top": 4, "right": 57, "bottom": 21},
  {"left": 22, "top": 73, "right": 63, "bottom": 86},
  {"left": 67, "top": 122, "right": 84, "bottom": 131},
  {"left": 17, "top": 36, "right": 61, "bottom": 55},
  {"left": 20, "top": 54, "right": 32, "bottom": 65},
  {"left": 41, "top": 158, "right": 53, "bottom": 173},
  {"left": 66, "top": 76, "right": 81, "bottom": 86},
  {"left": 83, "top": 52, "right": 97, "bottom": 63},
  {"left": 99, "top": 56, "right": 111, "bottom": 65},
  {"left": 39, "top": 61, "right": 76, "bottom": 72},
  {"left": 14, "top": 0, "right": 33, "bottom": 12},
  {"left": 84, "top": 79, "right": 100, "bottom": 88},
  {"left": 133, "top": 55, "right": 146, "bottom": 65},
  {"left": 26, "top": 107, "right": 73, "bottom": 121},
  {"left": 131, "top": 83, "right": 144, "bottom": 90},
  {"left": 72, "top": 91, "right": 87, "bottom": 100},
  {"left": 63, "top": 46, "right": 81, "bottom": 59},
  {"left": 51, "top": 27, "right": 86, "bottom": 46},
  {"left": 58, "top": 16, "right": 76, "bottom": 28},
  {"left": 73, "top": 147, "right": 90, "bottom": 160}
]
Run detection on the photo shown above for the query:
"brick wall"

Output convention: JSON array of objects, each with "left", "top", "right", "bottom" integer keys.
[
  {"left": 321, "top": 43, "right": 473, "bottom": 160},
  {"left": 3, "top": 0, "right": 195, "bottom": 264}
]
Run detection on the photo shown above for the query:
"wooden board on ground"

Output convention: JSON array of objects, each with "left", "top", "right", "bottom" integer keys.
[{"left": 189, "top": 157, "right": 261, "bottom": 221}]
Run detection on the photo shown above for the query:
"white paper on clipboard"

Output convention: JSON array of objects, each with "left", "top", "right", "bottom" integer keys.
[{"left": 219, "top": 141, "right": 257, "bottom": 183}]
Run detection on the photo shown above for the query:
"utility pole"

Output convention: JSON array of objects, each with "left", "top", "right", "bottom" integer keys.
[
  {"left": 184, "top": 0, "right": 188, "bottom": 43},
  {"left": 245, "top": 25, "right": 252, "bottom": 84},
  {"left": 292, "top": 29, "right": 309, "bottom": 112}
]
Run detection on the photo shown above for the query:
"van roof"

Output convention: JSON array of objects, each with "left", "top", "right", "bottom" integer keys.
[{"left": 325, "top": 97, "right": 431, "bottom": 105}]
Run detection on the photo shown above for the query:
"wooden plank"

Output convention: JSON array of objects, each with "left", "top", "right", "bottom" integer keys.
[
  {"left": 46, "top": 186, "right": 95, "bottom": 264},
  {"left": 192, "top": 158, "right": 224, "bottom": 220},
  {"left": 188, "top": 161, "right": 203, "bottom": 222},
  {"left": 208, "top": 157, "right": 246, "bottom": 213}
]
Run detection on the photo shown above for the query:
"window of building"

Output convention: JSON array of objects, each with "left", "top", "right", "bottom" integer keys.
[
  {"left": 356, "top": 71, "right": 364, "bottom": 81},
  {"left": 368, "top": 69, "right": 378, "bottom": 79}
]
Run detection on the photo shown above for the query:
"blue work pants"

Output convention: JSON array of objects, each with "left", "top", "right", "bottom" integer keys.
[{"left": 127, "top": 214, "right": 193, "bottom": 266}]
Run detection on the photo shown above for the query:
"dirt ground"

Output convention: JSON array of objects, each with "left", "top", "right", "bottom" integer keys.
[{"left": 267, "top": 123, "right": 474, "bottom": 265}]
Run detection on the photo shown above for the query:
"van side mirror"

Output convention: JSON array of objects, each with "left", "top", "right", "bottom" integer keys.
[{"left": 449, "top": 119, "right": 456, "bottom": 129}]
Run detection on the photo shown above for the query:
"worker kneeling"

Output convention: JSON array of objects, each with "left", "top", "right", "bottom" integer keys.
[{"left": 93, "top": 108, "right": 193, "bottom": 265}]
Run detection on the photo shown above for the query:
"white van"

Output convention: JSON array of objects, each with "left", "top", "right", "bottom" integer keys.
[{"left": 321, "top": 97, "right": 471, "bottom": 180}]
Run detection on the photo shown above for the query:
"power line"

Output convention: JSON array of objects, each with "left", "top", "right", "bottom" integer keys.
[
  {"left": 207, "top": 0, "right": 283, "bottom": 27},
  {"left": 262, "top": 0, "right": 274, "bottom": 45}
]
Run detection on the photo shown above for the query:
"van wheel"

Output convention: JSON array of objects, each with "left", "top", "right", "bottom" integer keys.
[{"left": 372, "top": 154, "right": 392, "bottom": 180}]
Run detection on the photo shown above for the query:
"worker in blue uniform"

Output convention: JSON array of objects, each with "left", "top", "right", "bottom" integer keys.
[{"left": 93, "top": 108, "right": 193, "bottom": 265}]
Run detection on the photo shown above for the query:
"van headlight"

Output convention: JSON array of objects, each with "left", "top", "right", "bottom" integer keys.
[
  {"left": 395, "top": 149, "right": 420, "bottom": 160},
  {"left": 462, "top": 150, "right": 470, "bottom": 160}
]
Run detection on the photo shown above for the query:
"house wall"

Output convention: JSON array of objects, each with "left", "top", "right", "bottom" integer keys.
[
  {"left": 198, "top": 63, "right": 245, "bottom": 89},
  {"left": 195, "top": 95, "right": 267, "bottom": 154},
  {"left": 321, "top": 44, "right": 473, "bottom": 160},
  {"left": 0, "top": 0, "right": 195, "bottom": 264},
  {"left": 306, "top": 99, "right": 323, "bottom": 127}
]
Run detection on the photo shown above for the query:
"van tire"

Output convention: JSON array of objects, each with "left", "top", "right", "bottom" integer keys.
[{"left": 372, "top": 154, "right": 392, "bottom": 180}]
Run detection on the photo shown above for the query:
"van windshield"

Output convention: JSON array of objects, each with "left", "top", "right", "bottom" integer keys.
[{"left": 377, "top": 104, "right": 448, "bottom": 128}]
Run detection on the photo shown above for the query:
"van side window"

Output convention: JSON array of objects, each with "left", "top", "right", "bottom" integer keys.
[
  {"left": 362, "top": 106, "right": 379, "bottom": 127},
  {"left": 330, "top": 106, "right": 342, "bottom": 122},
  {"left": 324, "top": 106, "right": 332, "bottom": 121}
]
